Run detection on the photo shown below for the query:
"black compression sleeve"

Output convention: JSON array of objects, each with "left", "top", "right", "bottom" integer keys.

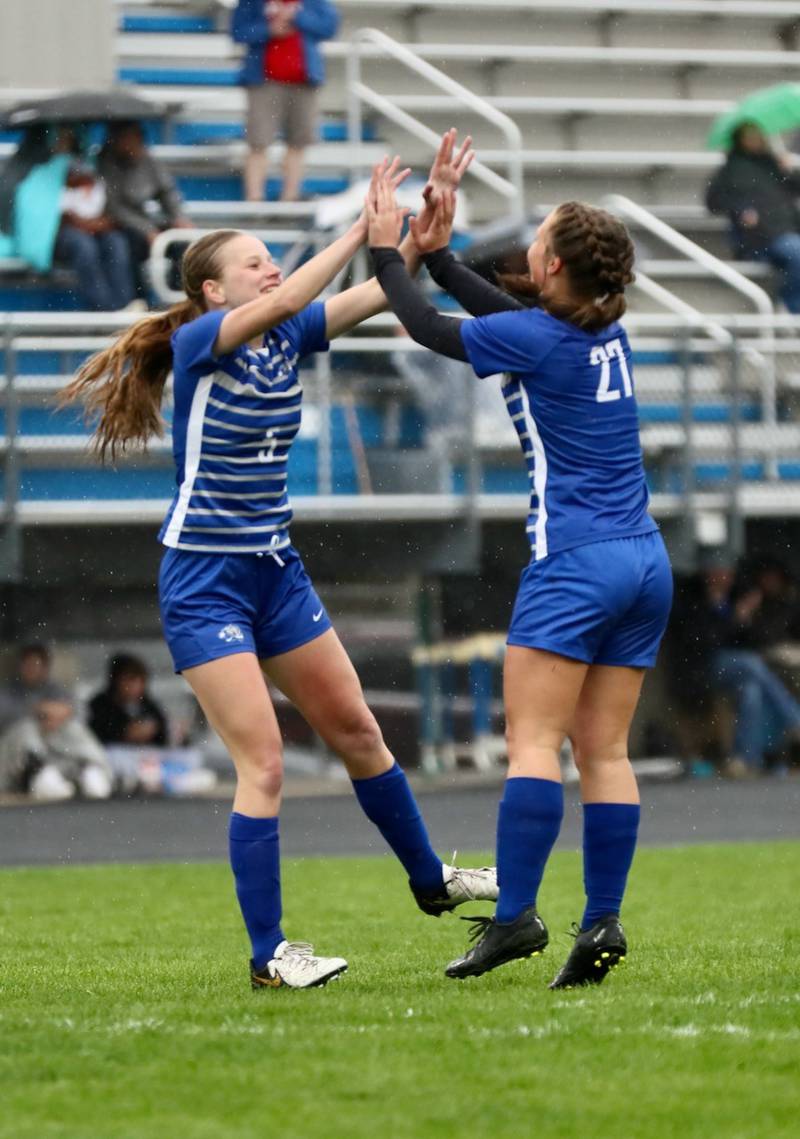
[
  {"left": 370, "top": 247, "right": 469, "bottom": 361},
  {"left": 423, "top": 246, "right": 525, "bottom": 317}
]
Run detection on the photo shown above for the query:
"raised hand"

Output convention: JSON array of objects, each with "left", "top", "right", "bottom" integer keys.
[
  {"left": 360, "top": 155, "right": 411, "bottom": 238},
  {"left": 426, "top": 127, "right": 474, "bottom": 200},
  {"left": 411, "top": 128, "right": 474, "bottom": 247},
  {"left": 409, "top": 186, "right": 457, "bottom": 255},
  {"left": 366, "top": 170, "right": 410, "bottom": 249}
]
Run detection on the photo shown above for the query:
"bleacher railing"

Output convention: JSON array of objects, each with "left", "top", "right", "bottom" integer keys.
[
  {"left": 346, "top": 28, "right": 525, "bottom": 224},
  {"left": 607, "top": 194, "right": 781, "bottom": 484},
  {"left": 3, "top": 309, "right": 800, "bottom": 582}
]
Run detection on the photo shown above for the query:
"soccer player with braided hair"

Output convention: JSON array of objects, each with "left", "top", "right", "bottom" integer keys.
[{"left": 367, "top": 131, "right": 673, "bottom": 987}]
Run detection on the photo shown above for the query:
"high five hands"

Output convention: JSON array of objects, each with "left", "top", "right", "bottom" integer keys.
[{"left": 365, "top": 128, "right": 475, "bottom": 252}]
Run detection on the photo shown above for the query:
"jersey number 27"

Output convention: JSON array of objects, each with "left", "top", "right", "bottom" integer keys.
[{"left": 591, "top": 338, "right": 633, "bottom": 403}]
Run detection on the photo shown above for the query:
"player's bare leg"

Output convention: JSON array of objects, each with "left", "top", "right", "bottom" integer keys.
[{"left": 262, "top": 630, "right": 498, "bottom": 912}]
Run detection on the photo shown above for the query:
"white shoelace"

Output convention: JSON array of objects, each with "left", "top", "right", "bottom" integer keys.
[{"left": 279, "top": 941, "right": 323, "bottom": 974}]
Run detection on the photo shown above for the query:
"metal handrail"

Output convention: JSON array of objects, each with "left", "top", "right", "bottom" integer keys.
[
  {"left": 604, "top": 192, "right": 778, "bottom": 476},
  {"left": 631, "top": 271, "right": 734, "bottom": 351},
  {"left": 346, "top": 28, "right": 524, "bottom": 222},
  {"left": 604, "top": 194, "right": 775, "bottom": 319}
]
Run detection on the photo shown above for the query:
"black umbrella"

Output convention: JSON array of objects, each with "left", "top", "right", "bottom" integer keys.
[{"left": 1, "top": 89, "right": 177, "bottom": 129}]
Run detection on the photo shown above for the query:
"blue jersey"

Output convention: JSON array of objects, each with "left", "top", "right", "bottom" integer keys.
[
  {"left": 460, "top": 307, "right": 657, "bottom": 560},
  {"left": 159, "top": 304, "right": 328, "bottom": 553}
]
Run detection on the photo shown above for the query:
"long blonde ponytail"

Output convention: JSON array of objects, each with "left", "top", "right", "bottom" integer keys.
[{"left": 59, "top": 229, "right": 242, "bottom": 461}]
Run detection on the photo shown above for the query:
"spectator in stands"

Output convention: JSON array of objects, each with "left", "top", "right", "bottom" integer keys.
[
  {"left": 0, "top": 690, "right": 112, "bottom": 801},
  {"left": 711, "top": 556, "right": 800, "bottom": 776},
  {"left": 54, "top": 128, "right": 138, "bottom": 312},
  {"left": 88, "top": 653, "right": 169, "bottom": 747},
  {"left": 1, "top": 123, "right": 135, "bottom": 310},
  {"left": 0, "top": 643, "right": 66, "bottom": 734},
  {"left": 670, "top": 552, "right": 800, "bottom": 777},
  {"left": 97, "top": 121, "right": 193, "bottom": 300},
  {"left": 232, "top": 0, "right": 340, "bottom": 202},
  {"left": 706, "top": 122, "right": 800, "bottom": 313},
  {"left": 0, "top": 125, "right": 52, "bottom": 253}
]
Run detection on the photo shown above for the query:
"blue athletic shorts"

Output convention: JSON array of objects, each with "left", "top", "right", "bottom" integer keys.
[
  {"left": 158, "top": 544, "right": 332, "bottom": 673},
  {"left": 507, "top": 532, "right": 673, "bottom": 668}
]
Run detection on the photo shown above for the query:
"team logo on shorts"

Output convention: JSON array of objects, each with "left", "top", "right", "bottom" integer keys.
[{"left": 218, "top": 624, "right": 245, "bottom": 644}]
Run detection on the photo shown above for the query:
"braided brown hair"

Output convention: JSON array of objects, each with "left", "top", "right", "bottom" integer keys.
[
  {"left": 501, "top": 201, "right": 635, "bottom": 333},
  {"left": 59, "top": 229, "right": 242, "bottom": 461}
]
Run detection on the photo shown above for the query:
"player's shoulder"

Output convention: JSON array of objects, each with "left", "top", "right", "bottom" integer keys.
[{"left": 170, "top": 310, "right": 225, "bottom": 362}]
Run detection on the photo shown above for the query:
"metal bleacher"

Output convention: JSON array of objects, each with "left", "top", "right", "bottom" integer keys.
[{"left": 3, "top": 0, "right": 800, "bottom": 575}]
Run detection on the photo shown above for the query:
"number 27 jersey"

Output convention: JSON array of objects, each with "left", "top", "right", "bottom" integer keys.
[{"left": 460, "top": 306, "right": 658, "bottom": 561}]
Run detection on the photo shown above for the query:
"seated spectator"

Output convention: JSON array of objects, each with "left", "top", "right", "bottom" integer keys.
[
  {"left": 706, "top": 122, "right": 800, "bottom": 313},
  {"left": 667, "top": 553, "right": 800, "bottom": 777},
  {"left": 0, "top": 123, "right": 136, "bottom": 310},
  {"left": 53, "top": 128, "right": 137, "bottom": 312},
  {"left": 0, "top": 643, "right": 66, "bottom": 733},
  {"left": 0, "top": 692, "right": 111, "bottom": 801},
  {"left": 97, "top": 121, "right": 192, "bottom": 298},
  {"left": 711, "top": 557, "right": 800, "bottom": 777},
  {"left": 88, "top": 653, "right": 169, "bottom": 747}
]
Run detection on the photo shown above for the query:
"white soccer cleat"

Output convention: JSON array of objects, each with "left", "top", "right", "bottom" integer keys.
[
  {"left": 250, "top": 940, "right": 348, "bottom": 990},
  {"left": 411, "top": 861, "right": 499, "bottom": 916},
  {"left": 443, "top": 863, "right": 499, "bottom": 906}
]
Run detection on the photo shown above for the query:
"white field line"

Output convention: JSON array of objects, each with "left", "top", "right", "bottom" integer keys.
[{"left": 9, "top": 1010, "right": 799, "bottom": 1044}]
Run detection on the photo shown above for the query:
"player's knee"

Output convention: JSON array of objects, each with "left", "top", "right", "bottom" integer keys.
[
  {"left": 329, "top": 705, "right": 384, "bottom": 759},
  {"left": 505, "top": 720, "right": 564, "bottom": 759},
  {"left": 240, "top": 746, "right": 284, "bottom": 799},
  {"left": 571, "top": 733, "right": 627, "bottom": 769}
]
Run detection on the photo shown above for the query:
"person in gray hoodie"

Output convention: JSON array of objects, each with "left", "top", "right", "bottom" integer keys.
[{"left": 98, "top": 121, "right": 192, "bottom": 296}]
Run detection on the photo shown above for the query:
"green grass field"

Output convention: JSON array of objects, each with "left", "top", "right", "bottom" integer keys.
[{"left": 1, "top": 841, "right": 798, "bottom": 1139}]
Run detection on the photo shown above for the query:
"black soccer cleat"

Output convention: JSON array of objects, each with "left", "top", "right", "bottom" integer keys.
[
  {"left": 445, "top": 905, "right": 549, "bottom": 979},
  {"left": 548, "top": 916, "right": 627, "bottom": 990}
]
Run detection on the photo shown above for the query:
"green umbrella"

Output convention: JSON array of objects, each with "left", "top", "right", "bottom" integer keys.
[{"left": 707, "top": 82, "right": 800, "bottom": 149}]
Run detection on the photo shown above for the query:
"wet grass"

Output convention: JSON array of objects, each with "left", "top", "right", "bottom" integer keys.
[{"left": 1, "top": 841, "right": 798, "bottom": 1139}]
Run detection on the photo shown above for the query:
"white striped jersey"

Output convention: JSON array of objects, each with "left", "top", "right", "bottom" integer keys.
[
  {"left": 159, "top": 305, "right": 327, "bottom": 553},
  {"left": 460, "top": 307, "right": 657, "bottom": 561}
]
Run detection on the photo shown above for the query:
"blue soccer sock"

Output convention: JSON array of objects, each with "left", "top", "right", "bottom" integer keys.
[
  {"left": 228, "top": 812, "right": 284, "bottom": 971},
  {"left": 352, "top": 762, "right": 443, "bottom": 894},
  {"left": 495, "top": 777, "right": 564, "bottom": 924},
  {"left": 581, "top": 802, "right": 640, "bottom": 929}
]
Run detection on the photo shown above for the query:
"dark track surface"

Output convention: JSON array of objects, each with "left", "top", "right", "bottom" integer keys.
[{"left": 1, "top": 778, "right": 798, "bottom": 868}]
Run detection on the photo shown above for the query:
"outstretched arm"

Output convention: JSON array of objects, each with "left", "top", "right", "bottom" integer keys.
[
  {"left": 216, "top": 159, "right": 407, "bottom": 354},
  {"left": 214, "top": 217, "right": 366, "bottom": 354},
  {"left": 368, "top": 177, "right": 468, "bottom": 360},
  {"left": 323, "top": 233, "right": 422, "bottom": 340},
  {"left": 371, "top": 247, "right": 469, "bottom": 361},
  {"left": 412, "top": 184, "right": 524, "bottom": 316},
  {"left": 423, "top": 244, "right": 525, "bottom": 317}
]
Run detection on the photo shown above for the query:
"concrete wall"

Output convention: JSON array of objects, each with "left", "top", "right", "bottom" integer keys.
[{"left": 0, "top": 0, "right": 114, "bottom": 91}]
